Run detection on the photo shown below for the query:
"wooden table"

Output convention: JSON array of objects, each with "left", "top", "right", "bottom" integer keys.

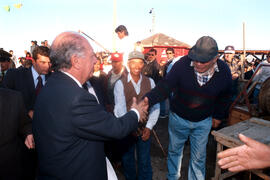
[{"left": 211, "top": 117, "right": 270, "bottom": 180}]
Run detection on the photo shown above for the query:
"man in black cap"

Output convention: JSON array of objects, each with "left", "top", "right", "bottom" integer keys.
[
  {"left": 0, "top": 49, "right": 12, "bottom": 86},
  {"left": 145, "top": 36, "right": 232, "bottom": 180}
]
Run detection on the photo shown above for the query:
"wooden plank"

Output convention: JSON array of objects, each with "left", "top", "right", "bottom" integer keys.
[
  {"left": 220, "top": 171, "right": 238, "bottom": 179},
  {"left": 212, "top": 131, "right": 242, "bottom": 146},
  {"left": 212, "top": 143, "right": 223, "bottom": 180},
  {"left": 213, "top": 118, "right": 270, "bottom": 145},
  {"left": 250, "top": 117, "right": 270, "bottom": 127},
  {"left": 212, "top": 118, "right": 270, "bottom": 180},
  {"left": 228, "top": 107, "right": 251, "bottom": 125},
  {"left": 215, "top": 136, "right": 240, "bottom": 148}
]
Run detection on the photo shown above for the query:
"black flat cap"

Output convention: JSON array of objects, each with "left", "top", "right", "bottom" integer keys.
[{"left": 188, "top": 36, "right": 218, "bottom": 63}]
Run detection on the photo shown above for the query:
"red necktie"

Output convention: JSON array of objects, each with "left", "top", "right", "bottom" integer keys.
[{"left": 36, "top": 76, "right": 43, "bottom": 96}]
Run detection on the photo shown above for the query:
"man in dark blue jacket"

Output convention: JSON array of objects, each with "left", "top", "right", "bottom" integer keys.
[
  {"left": 33, "top": 31, "right": 148, "bottom": 180},
  {"left": 145, "top": 36, "right": 232, "bottom": 180}
]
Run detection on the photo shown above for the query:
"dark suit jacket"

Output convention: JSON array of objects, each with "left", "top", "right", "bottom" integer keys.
[
  {"left": 33, "top": 72, "right": 138, "bottom": 180},
  {"left": 2, "top": 67, "right": 50, "bottom": 112},
  {"left": 0, "top": 88, "right": 32, "bottom": 176},
  {"left": 2, "top": 67, "right": 36, "bottom": 112}
]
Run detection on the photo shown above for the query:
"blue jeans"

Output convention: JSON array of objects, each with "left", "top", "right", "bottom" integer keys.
[
  {"left": 122, "top": 136, "right": 152, "bottom": 180},
  {"left": 167, "top": 112, "right": 212, "bottom": 180}
]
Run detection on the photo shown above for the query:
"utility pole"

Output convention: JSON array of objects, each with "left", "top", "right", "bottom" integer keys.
[
  {"left": 112, "top": 0, "right": 117, "bottom": 52},
  {"left": 241, "top": 22, "right": 246, "bottom": 79},
  {"left": 149, "top": 8, "right": 155, "bottom": 34}
]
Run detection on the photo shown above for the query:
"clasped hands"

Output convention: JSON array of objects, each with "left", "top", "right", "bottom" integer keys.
[{"left": 130, "top": 97, "right": 149, "bottom": 123}]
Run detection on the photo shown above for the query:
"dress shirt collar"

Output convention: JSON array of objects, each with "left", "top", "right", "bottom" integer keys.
[
  {"left": 127, "top": 73, "right": 142, "bottom": 84},
  {"left": 60, "top": 71, "right": 82, "bottom": 88},
  {"left": 31, "top": 66, "right": 45, "bottom": 86}
]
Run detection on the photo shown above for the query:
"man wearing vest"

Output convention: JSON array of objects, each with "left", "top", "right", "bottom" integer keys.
[
  {"left": 114, "top": 51, "right": 160, "bottom": 180},
  {"left": 145, "top": 36, "right": 232, "bottom": 180}
]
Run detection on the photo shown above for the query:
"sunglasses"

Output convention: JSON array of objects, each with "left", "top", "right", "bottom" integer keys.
[
  {"left": 166, "top": 52, "right": 173, "bottom": 55},
  {"left": 148, "top": 54, "right": 155, "bottom": 56}
]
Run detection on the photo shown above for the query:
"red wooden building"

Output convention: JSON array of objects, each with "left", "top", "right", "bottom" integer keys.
[{"left": 141, "top": 33, "right": 190, "bottom": 63}]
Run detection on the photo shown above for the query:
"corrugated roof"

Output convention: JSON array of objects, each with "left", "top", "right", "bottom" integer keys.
[{"left": 141, "top": 33, "right": 191, "bottom": 48}]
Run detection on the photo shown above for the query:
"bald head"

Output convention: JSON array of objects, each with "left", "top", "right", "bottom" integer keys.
[
  {"left": 50, "top": 31, "right": 97, "bottom": 84},
  {"left": 50, "top": 31, "right": 93, "bottom": 72}
]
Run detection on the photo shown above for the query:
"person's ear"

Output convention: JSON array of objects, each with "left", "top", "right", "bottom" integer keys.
[
  {"left": 213, "top": 56, "right": 219, "bottom": 63},
  {"left": 70, "top": 55, "right": 80, "bottom": 70}
]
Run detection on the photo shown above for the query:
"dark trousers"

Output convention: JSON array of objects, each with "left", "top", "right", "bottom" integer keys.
[{"left": 122, "top": 136, "right": 152, "bottom": 180}]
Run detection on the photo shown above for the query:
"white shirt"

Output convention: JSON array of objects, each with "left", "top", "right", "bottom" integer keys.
[
  {"left": 83, "top": 81, "right": 100, "bottom": 104},
  {"left": 115, "top": 36, "right": 133, "bottom": 69},
  {"left": 114, "top": 73, "right": 160, "bottom": 130}
]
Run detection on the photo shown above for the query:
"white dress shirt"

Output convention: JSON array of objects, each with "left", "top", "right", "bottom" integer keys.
[{"left": 114, "top": 73, "right": 160, "bottom": 130}]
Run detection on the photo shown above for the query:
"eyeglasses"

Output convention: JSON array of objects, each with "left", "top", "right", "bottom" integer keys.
[
  {"left": 166, "top": 52, "right": 173, "bottom": 55},
  {"left": 148, "top": 54, "right": 155, "bottom": 56}
]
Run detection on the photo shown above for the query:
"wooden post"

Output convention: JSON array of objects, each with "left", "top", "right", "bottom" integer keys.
[
  {"left": 241, "top": 22, "right": 246, "bottom": 80},
  {"left": 112, "top": 0, "right": 117, "bottom": 52},
  {"left": 212, "top": 142, "right": 223, "bottom": 180}
]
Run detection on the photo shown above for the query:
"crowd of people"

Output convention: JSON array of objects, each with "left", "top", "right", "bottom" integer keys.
[{"left": 0, "top": 25, "right": 270, "bottom": 180}]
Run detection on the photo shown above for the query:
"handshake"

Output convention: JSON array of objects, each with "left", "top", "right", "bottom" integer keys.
[{"left": 130, "top": 97, "right": 149, "bottom": 123}]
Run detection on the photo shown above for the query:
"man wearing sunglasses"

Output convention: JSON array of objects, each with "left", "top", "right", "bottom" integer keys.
[{"left": 142, "top": 48, "right": 161, "bottom": 84}]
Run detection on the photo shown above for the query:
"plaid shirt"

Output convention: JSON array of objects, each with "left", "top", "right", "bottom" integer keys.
[
  {"left": 191, "top": 62, "right": 219, "bottom": 86},
  {"left": 224, "top": 58, "right": 241, "bottom": 76}
]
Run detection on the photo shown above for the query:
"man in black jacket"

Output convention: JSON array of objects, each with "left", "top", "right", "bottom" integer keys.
[
  {"left": 2, "top": 45, "right": 50, "bottom": 180},
  {"left": 2, "top": 46, "right": 50, "bottom": 118},
  {"left": 142, "top": 48, "right": 162, "bottom": 84},
  {"left": 0, "top": 88, "right": 33, "bottom": 180},
  {"left": 33, "top": 31, "right": 148, "bottom": 180}
]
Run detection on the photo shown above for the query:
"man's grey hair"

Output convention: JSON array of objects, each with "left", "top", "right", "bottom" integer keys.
[{"left": 50, "top": 32, "right": 87, "bottom": 71}]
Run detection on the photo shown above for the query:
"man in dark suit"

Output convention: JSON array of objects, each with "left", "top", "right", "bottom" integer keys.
[
  {"left": 0, "top": 88, "right": 34, "bottom": 180},
  {"left": 2, "top": 45, "right": 51, "bottom": 118},
  {"left": 2, "top": 45, "right": 50, "bottom": 180},
  {"left": 33, "top": 31, "right": 148, "bottom": 180}
]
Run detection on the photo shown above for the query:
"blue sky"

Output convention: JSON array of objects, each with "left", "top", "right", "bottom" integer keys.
[{"left": 0, "top": 0, "right": 270, "bottom": 57}]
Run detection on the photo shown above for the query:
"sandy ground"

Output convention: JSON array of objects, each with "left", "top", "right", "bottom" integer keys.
[
  {"left": 115, "top": 117, "right": 218, "bottom": 180},
  {"left": 114, "top": 116, "right": 266, "bottom": 180}
]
